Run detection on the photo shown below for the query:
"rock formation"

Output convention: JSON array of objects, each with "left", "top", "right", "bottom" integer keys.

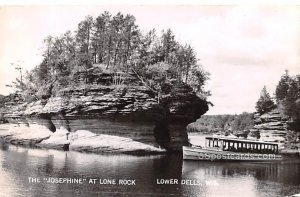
[
  {"left": 250, "top": 108, "right": 290, "bottom": 142},
  {"left": 0, "top": 69, "right": 208, "bottom": 153}
]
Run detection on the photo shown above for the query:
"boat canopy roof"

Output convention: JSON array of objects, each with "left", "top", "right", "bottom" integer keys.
[{"left": 205, "top": 137, "right": 279, "bottom": 146}]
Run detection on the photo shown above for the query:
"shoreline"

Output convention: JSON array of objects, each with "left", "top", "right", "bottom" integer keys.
[
  {"left": 1, "top": 123, "right": 299, "bottom": 156},
  {"left": 0, "top": 123, "right": 167, "bottom": 156},
  {"left": 280, "top": 149, "right": 300, "bottom": 155}
]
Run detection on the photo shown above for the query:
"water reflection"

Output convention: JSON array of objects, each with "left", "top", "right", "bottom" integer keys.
[
  {"left": 0, "top": 151, "right": 20, "bottom": 197},
  {"left": 182, "top": 158, "right": 300, "bottom": 197},
  {"left": 0, "top": 143, "right": 183, "bottom": 196},
  {"left": 0, "top": 142, "right": 299, "bottom": 197}
]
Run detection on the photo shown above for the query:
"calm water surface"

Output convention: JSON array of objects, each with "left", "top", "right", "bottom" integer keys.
[{"left": 0, "top": 133, "right": 299, "bottom": 197}]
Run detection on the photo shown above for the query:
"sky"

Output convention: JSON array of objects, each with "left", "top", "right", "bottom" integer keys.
[{"left": 0, "top": 4, "right": 299, "bottom": 115}]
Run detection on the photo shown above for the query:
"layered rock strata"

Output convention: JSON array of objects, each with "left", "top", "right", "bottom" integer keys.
[
  {"left": 1, "top": 73, "right": 208, "bottom": 153},
  {"left": 250, "top": 109, "right": 289, "bottom": 143}
]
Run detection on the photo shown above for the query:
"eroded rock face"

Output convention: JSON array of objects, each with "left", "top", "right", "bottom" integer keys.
[
  {"left": 0, "top": 120, "right": 52, "bottom": 145},
  {"left": 1, "top": 82, "right": 208, "bottom": 152},
  {"left": 252, "top": 109, "right": 289, "bottom": 142}
]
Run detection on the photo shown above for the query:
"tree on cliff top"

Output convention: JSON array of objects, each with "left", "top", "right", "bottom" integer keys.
[
  {"left": 255, "top": 86, "right": 276, "bottom": 114},
  {"left": 282, "top": 75, "right": 300, "bottom": 132},
  {"left": 275, "top": 70, "right": 291, "bottom": 103},
  {"left": 273, "top": 71, "right": 300, "bottom": 133},
  {"left": 5, "top": 62, "right": 26, "bottom": 92},
  {"left": 14, "top": 11, "right": 210, "bottom": 103}
]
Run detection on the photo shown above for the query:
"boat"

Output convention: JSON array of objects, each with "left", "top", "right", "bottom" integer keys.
[{"left": 183, "top": 136, "right": 282, "bottom": 161}]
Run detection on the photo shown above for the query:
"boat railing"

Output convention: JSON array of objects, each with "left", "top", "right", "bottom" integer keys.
[{"left": 204, "top": 137, "right": 279, "bottom": 154}]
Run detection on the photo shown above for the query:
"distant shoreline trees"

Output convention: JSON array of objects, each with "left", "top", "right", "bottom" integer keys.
[{"left": 187, "top": 113, "right": 254, "bottom": 133}]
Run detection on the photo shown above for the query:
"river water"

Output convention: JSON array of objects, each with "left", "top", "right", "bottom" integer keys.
[{"left": 0, "top": 134, "right": 299, "bottom": 196}]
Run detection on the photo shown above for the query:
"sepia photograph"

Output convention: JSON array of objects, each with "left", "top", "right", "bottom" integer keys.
[{"left": 0, "top": 1, "right": 299, "bottom": 196}]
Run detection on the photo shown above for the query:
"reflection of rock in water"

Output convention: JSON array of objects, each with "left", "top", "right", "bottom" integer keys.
[
  {"left": 0, "top": 141, "right": 9, "bottom": 151},
  {"left": 152, "top": 154, "right": 184, "bottom": 196},
  {"left": 182, "top": 159, "right": 300, "bottom": 197},
  {"left": 182, "top": 158, "right": 300, "bottom": 186},
  {"left": 153, "top": 154, "right": 183, "bottom": 179},
  {"left": 0, "top": 145, "right": 184, "bottom": 196},
  {"left": 254, "top": 157, "right": 300, "bottom": 185},
  {"left": 0, "top": 142, "right": 299, "bottom": 197}
]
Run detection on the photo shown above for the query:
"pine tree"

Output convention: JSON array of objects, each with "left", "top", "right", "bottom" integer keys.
[
  {"left": 75, "top": 16, "right": 93, "bottom": 92},
  {"left": 275, "top": 70, "right": 291, "bottom": 103},
  {"left": 11, "top": 11, "right": 211, "bottom": 102},
  {"left": 284, "top": 80, "right": 298, "bottom": 117},
  {"left": 283, "top": 79, "right": 300, "bottom": 132},
  {"left": 255, "top": 86, "right": 275, "bottom": 114}
]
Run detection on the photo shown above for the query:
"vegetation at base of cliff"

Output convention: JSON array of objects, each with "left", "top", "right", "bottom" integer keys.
[
  {"left": 187, "top": 113, "right": 254, "bottom": 134},
  {"left": 256, "top": 70, "right": 300, "bottom": 133},
  {"left": 7, "top": 11, "right": 210, "bottom": 104}
]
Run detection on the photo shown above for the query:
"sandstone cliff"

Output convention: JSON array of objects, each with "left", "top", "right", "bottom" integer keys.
[
  {"left": 250, "top": 108, "right": 300, "bottom": 153},
  {"left": 250, "top": 109, "right": 290, "bottom": 143},
  {"left": 0, "top": 70, "right": 208, "bottom": 153}
]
